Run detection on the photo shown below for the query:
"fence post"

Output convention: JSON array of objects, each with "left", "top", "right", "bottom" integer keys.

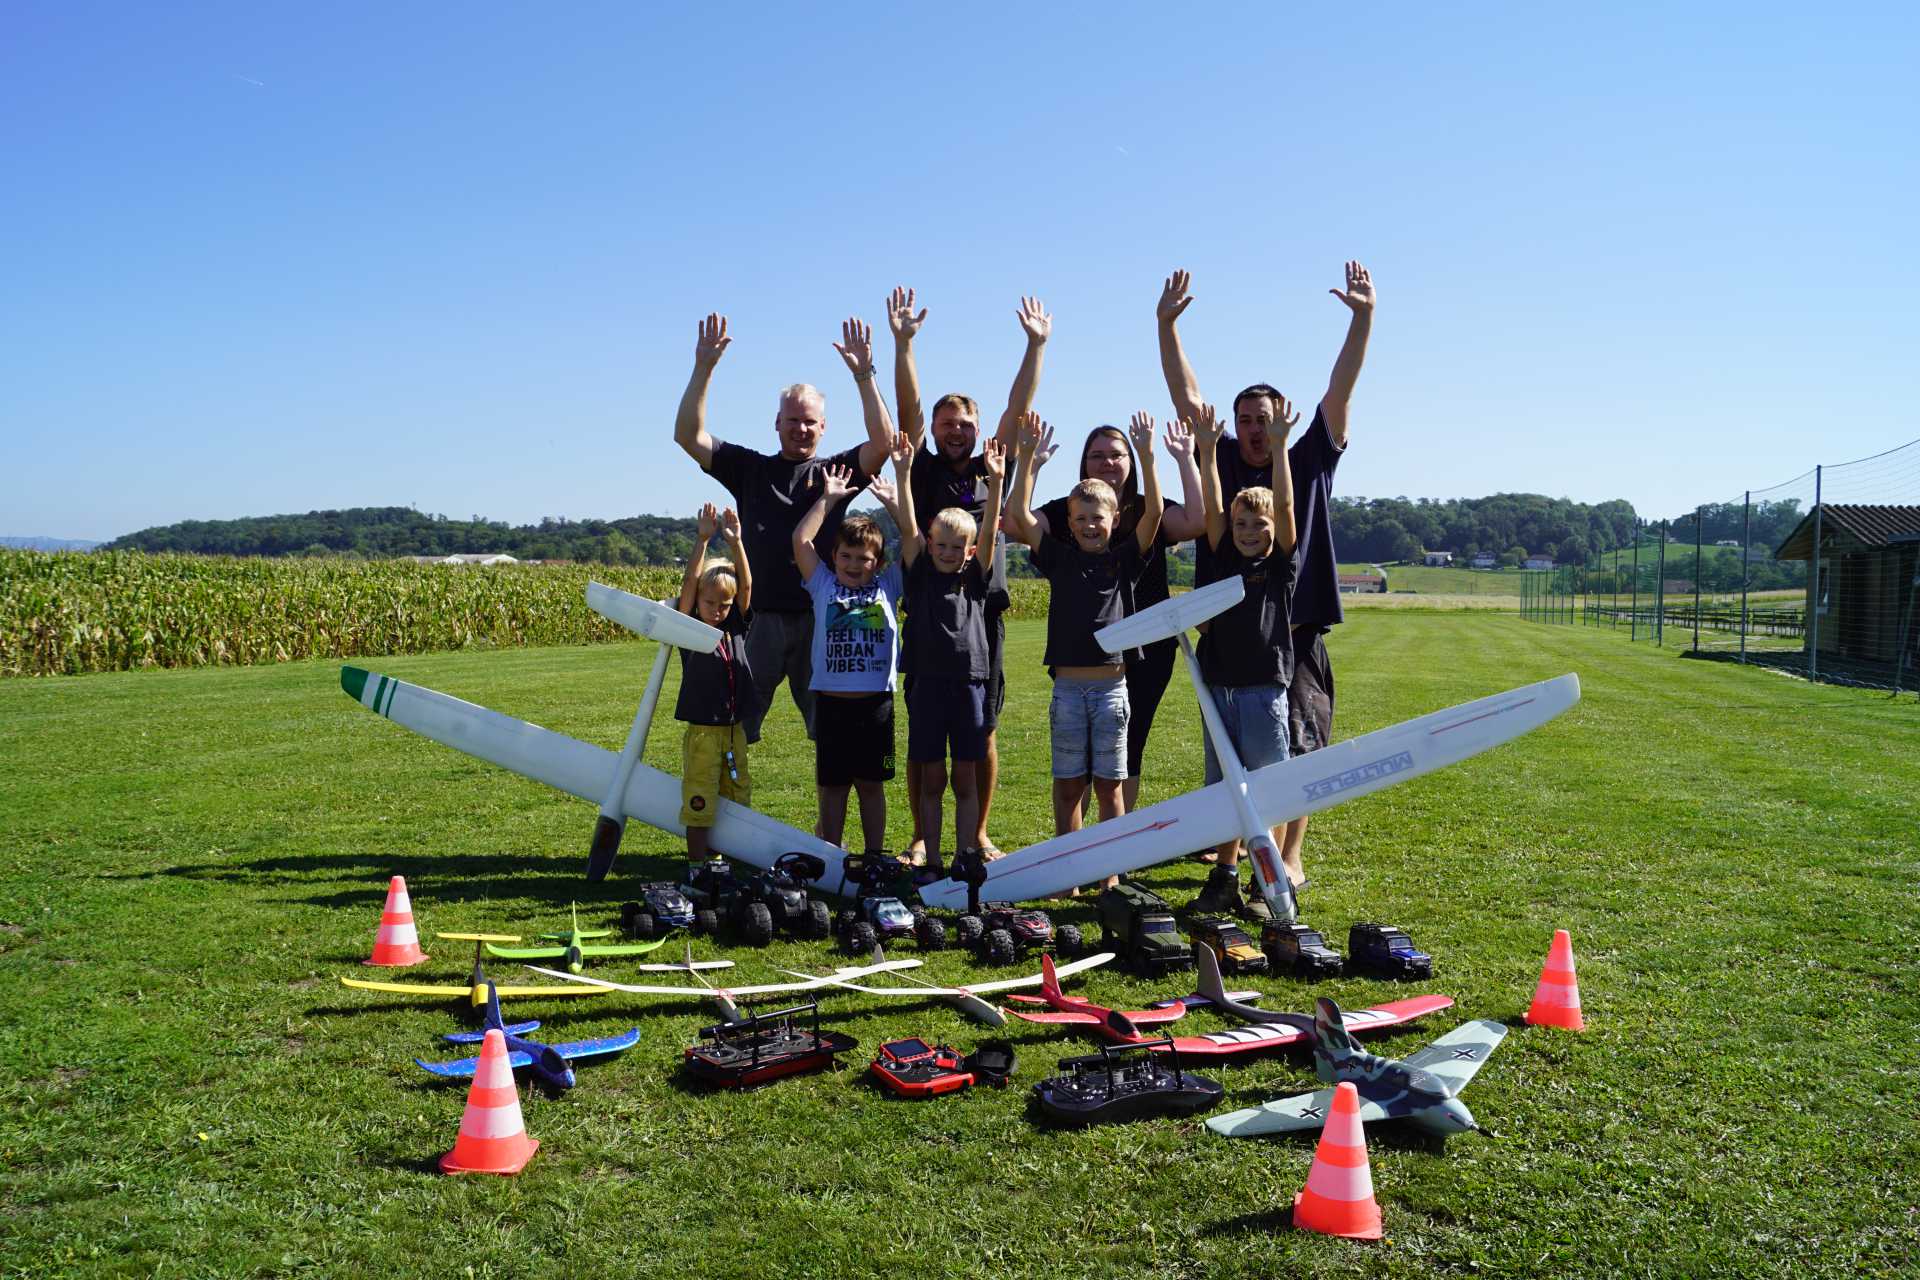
[
  {"left": 1631, "top": 528, "right": 1640, "bottom": 641},
  {"left": 1809, "top": 466, "right": 1824, "bottom": 682},
  {"left": 1656, "top": 520, "right": 1668, "bottom": 646},
  {"left": 1693, "top": 507, "right": 1703, "bottom": 652},
  {"left": 1740, "top": 490, "right": 1751, "bottom": 663}
]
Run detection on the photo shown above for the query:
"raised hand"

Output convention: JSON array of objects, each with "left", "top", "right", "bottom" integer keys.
[
  {"left": 1032, "top": 419, "right": 1058, "bottom": 470},
  {"left": 1189, "top": 401, "right": 1224, "bottom": 449},
  {"left": 888, "top": 430, "right": 916, "bottom": 471},
  {"left": 1329, "top": 260, "right": 1375, "bottom": 314},
  {"left": 1162, "top": 418, "right": 1194, "bottom": 462},
  {"left": 1157, "top": 270, "right": 1193, "bottom": 324},
  {"left": 696, "top": 502, "right": 720, "bottom": 540},
  {"left": 887, "top": 286, "right": 927, "bottom": 341},
  {"left": 1016, "top": 296, "right": 1052, "bottom": 344},
  {"left": 981, "top": 437, "right": 1006, "bottom": 482},
  {"left": 718, "top": 507, "right": 742, "bottom": 541},
  {"left": 695, "top": 313, "right": 732, "bottom": 367},
  {"left": 1129, "top": 411, "right": 1157, "bottom": 458},
  {"left": 1016, "top": 410, "right": 1048, "bottom": 459},
  {"left": 867, "top": 473, "right": 897, "bottom": 509},
  {"left": 833, "top": 317, "right": 876, "bottom": 378},
  {"left": 821, "top": 463, "right": 857, "bottom": 502}
]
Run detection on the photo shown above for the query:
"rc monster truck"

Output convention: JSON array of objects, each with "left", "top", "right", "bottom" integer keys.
[
  {"left": 1346, "top": 922, "right": 1434, "bottom": 980},
  {"left": 679, "top": 852, "right": 833, "bottom": 946}
]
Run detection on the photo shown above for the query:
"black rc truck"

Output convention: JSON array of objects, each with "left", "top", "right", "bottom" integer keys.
[{"left": 678, "top": 853, "right": 833, "bottom": 946}]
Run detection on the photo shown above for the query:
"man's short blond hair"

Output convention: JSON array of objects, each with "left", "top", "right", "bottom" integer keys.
[
  {"left": 1068, "top": 478, "right": 1119, "bottom": 514},
  {"left": 776, "top": 383, "right": 825, "bottom": 415},
  {"left": 930, "top": 507, "right": 977, "bottom": 542},
  {"left": 1232, "top": 486, "right": 1275, "bottom": 518}
]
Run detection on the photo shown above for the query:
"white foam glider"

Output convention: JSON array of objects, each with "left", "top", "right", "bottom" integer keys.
[
  {"left": 776, "top": 949, "right": 1118, "bottom": 1027},
  {"left": 523, "top": 955, "right": 924, "bottom": 1024}
]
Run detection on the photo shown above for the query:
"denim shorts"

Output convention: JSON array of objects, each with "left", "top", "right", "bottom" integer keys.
[
  {"left": 1049, "top": 674, "right": 1130, "bottom": 781},
  {"left": 1201, "top": 683, "right": 1291, "bottom": 785}
]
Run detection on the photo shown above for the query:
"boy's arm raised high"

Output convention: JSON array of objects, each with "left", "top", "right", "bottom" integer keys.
[
  {"left": 679, "top": 502, "right": 720, "bottom": 613},
  {"left": 793, "top": 465, "right": 859, "bottom": 582}
]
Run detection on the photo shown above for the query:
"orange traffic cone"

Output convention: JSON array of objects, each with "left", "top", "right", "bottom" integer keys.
[
  {"left": 439, "top": 1028, "right": 540, "bottom": 1175},
  {"left": 1292, "top": 1081, "right": 1383, "bottom": 1240},
  {"left": 1525, "top": 928, "right": 1585, "bottom": 1030},
  {"left": 363, "top": 875, "right": 428, "bottom": 967}
]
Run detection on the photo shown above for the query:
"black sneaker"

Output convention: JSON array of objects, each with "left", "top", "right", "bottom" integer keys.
[{"left": 1192, "top": 864, "right": 1244, "bottom": 915}]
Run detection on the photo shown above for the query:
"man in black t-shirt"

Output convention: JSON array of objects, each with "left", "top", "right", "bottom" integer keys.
[
  {"left": 1157, "top": 262, "right": 1375, "bottom": 888},
  {"left": 888, "top": 287, "right": 1050, "bottom": 860},
  {"left": 672, "top": 313, "right": 894, "bottom": 742}
]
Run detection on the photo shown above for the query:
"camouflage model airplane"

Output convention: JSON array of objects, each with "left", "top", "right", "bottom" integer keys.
[{"left": 1206, "top": 996, "right": 1507, "bottom": 1138}]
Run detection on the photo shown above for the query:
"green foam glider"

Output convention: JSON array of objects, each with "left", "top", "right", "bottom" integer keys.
[{"left": 483, "top": 903, "right": 667, "bottom": 973}]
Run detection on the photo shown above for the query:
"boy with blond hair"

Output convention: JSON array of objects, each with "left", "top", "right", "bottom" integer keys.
[{"left": 674, "top": 502, "right": 757, "bottom": 861}]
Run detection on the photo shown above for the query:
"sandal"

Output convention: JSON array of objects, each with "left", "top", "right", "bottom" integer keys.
[{"left": 976, "top": 841, "right": 1006, "bottom": 863}]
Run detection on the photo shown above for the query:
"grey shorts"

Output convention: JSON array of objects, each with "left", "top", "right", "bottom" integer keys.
[
  {"left": 1049, "top": 674, "right": 1129, "bottom": 781},
  {"left": 1202, "top": 684, "right": 1291, "bottom": 785}
]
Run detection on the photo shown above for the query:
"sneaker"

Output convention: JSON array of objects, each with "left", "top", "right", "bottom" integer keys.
[
  {"left": 1192, "top": 865, "right": 1244, "bottom": 915},
  {"left": 1239, "top": 891, "right": 1274, "bottom": 924}
]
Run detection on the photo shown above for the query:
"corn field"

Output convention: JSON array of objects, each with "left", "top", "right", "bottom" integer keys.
[{"left": 1, "top": 551, "right": 1051, "bottom": 677}]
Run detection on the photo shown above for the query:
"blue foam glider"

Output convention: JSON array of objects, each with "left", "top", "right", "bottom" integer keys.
[{"left": 413, "top": 981, "right": 639, "bottom": 1091}]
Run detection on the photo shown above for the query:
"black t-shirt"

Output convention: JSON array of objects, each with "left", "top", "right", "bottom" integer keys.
[
  {"left": 1039, "top": 495, "right": 1181, "bottom": 615},
  {"left": 902, "top": 554, "right": 990, "bottom": 680},
  {"left": 1031, "top": 534, "right": 1146, "bottom": 669},
  {"left": 1204, "top": 408, "right": 1344, "bottom": 633},
  {"left": 675, "top": 605, "right": 756, "bottom": 728},
  {"left": 705, "top": 441, "right": 871, "bottom": 613},
  {"left": 909, "top": 445, "right": 1010, "bottom": 605},
  {"left": 1196, "top": 537, "right": 1298, "bottom": 687}
]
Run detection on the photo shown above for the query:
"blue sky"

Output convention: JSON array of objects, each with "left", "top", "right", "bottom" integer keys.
[{"left": 4, "top": 3, "right": 1916, "bottom": 541}]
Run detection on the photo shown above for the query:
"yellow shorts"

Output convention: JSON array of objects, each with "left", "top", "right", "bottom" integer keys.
[{"left": 682, "top": 723, "right": 750, "bottom": 828}]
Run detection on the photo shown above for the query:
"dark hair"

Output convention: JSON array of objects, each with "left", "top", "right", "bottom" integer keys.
[
  {"left": 835, "top": 515, "right": 887, "bottom": 564},
  {"left": 1233, "top": 384, "right": 1284, "bottom": 418},
  {"left": 1077, "top": 426, "right": 1143, "bottom": 531}
]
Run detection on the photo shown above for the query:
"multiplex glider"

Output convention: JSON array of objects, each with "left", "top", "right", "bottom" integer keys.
[
  {"left": 778, "top": 948, "right": 1120, "bottom": 1028},
  {"left": 527, "top": 954, "right": 927, "bottom": 1025},
  {"left": 1206, "top": 996, "right": 1508, "bottom": 1137},
  {"left": 481, "top": 903, "right": 667, "bottom": 973},
  {"left": 338, "top": 935, "right": 729, "bottom": 1009},
  {"left": 413, "top": 980, "right": 639, "bottom": 1091},
  {"left": 340, "top": 582, "right": 1579, "bottom": 905}
]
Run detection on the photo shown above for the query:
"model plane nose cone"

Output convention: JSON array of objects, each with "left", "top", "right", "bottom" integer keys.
[{"left": 1425, "top": 1098, "right": 1479, "bottom": 1135}]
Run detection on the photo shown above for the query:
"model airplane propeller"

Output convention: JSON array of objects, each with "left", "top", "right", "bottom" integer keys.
[
  {"left": 480, "top": 903, "right": 669, "bottom": 973},
  {"left": 338, "top": 935, "right": 730, "bottom": 1010},
  {"left": 1206, "top": 996, "right": 1508, "bottom": 1138},
  {"left": 341, "top": 582, "right": 1579, "bottom": 907},
  {"left": 413, "top": 980, "right": 640, "bottom": 1091}
]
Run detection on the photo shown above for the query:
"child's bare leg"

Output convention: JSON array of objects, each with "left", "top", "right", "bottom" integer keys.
[
  {"left": 1121, "top": 775, "right": 1141, "bottom": 812},
  {"left": 1092, "top": 778, "right": 1125, "bottom": 888},
  {"left": 818, "top": 784, "right": 851, "bottom": 848},
  {"left": 971, "top": 733, "right": 998, "bottom": 850},
  {"left": 904, "top": 760, "right": 928, "bottom": 859},
  {"left": 1217, "top": 838, "right": 1243, "bottom": 869},
  {"left": 853, "top": 779, "right": 887, "bottom": 855},
  {"left": 950, "top": 762, "right": 979, "bottom": 864},
  {"left": 1052, "top": 776, "right": 1088, "bottom": 836},
  {"left": 917, "top": 761, "right": 947, "bottom": 867},
  {"left": 1280, "top": 815, "right": 1308, "bottom": 886}
]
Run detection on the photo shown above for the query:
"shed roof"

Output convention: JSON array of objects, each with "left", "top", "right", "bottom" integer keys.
[{"left": 1775, "top": 505, "right": 1920, "bottom": 560}]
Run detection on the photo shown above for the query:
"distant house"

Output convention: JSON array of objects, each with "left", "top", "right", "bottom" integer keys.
[
  {"left": 1523, "top": 555, "right": 1556, "bottom": 570},
  {"left": 1338, "top": 571, "right": 1387, "bottom": 594},
  {"left": 1715, "top": 539, "right": 1741, "bottom": 548},
  {"left": 1422, "top": 551, "right": 1454, "bottom": 567},
  {"left": 405, "top": 553, "right": 521, "bottom": 566},
  {"left": 1775, "top": 503, "right": 1920, "bottom": 675},
  {"left": 1469, "top": 553, "right": 1497, "bottom": 570}
]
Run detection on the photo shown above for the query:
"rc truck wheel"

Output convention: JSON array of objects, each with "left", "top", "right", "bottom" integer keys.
[
  {"left": 627, "top": 911, "right": 657, "bottom": 941},
  {"left": 846, "top": 921, "right": 879, "bottom": 956},
  {"left": 955, "top": 915, "right": 984, "bottom": 948},
  {"left": 693, "top": 908, "right": 719, "bottom": 936},
  {"left": 741, "top": 902, "right": 775, "bottom": 947},
  {"left": 983, "top": 928, "right": 1017, "bottom": 967},
  {"left": 620, "top": 901, "right": 643, "bottom": 934},
  {"left": 807, "top": 900, "right": 833, "bottom": 939},
  {"left": 1056, "top": 924, "right": 1083, "bottom": 956},
  {"left": 916, "top": 916, "right": 947, "bottom": 950}
]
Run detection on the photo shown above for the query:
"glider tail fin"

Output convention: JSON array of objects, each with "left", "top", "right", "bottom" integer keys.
[
  {"left": 1313, "top": 997, "right": 1360, "bottom": 1065},
  {"left": 1040, "top": 952, "right": 1062, "bottom": 1002},
  {"left": 1195, "top": 943, "right": 1231, "bottom": 1008}
]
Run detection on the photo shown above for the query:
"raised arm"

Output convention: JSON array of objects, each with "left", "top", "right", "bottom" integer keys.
[
  {"left": 1005, "top": 412, "right": 1050, "bottom": 550},
  {"left": 832, "top": 317, "right": 894, "bottom": 476},
  {"left": 679, "top": 502, "right": 720, "bottom": 613},
  {"left": 1321, "top": 260, "right": 1375, "bottom": 448},
  {"left": 1128, "top": 412, "right": 1163, "bottom": 554},
  {"left": 1156, "top": 270, "right": 1207, "bottom": 426},
  {"left": 990, "top": 296, "right": 1052, "bottom": 449},
  {"left": 1268, "top": 395, "right": 1302, "bottom": 557},
  {"left": 887, "top": 286, "right": 928, "bottom": 449},
  {"left": 1157, "top": 417, "right": 1206, "bottom": 543},
  {"left": 720, "top": 506, "right": 751, "bottom": 613},
  {"left": 1193, "top": 403, "right": 1228, "bottom": 551},
  {"left": 793, "top": 464, "right": 857, "bottom": 582},
  {"left": 976, "top": 439, "right": 1007, "bottom": 564},
  {"left": 886, "top": 432, "right": 922, "bottom": 567},
  {"left": 673, "top": 313, "right": 732, "bottom": 470}
]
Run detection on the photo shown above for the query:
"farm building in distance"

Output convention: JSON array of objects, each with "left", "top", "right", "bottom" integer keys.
[
  {"left": 1423, "top": 550, "right": 1454, "bottom": 566},
  {"left": 404, "top": 553, "right": 522, "bottom": 566},
  {"left": 1524, "top": 555, "right": 1557, "bottom": 570},
  {"left": 1339, "top": 570, "right": 1388, "bottom": 594},
  {"left": 1469, "top": 553, "right": 1497, "bottom": 569},
  {"left": 1775, "top": 504, "right": 1920, "bottom": 680}
]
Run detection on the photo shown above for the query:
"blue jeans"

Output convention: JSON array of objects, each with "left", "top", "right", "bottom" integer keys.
[
  {"left": 1049, "top": 674, "right": 1130, "bottom": 780},
  {"left": 1201, "top": 684, "right": 1291, "bottom": 785}
]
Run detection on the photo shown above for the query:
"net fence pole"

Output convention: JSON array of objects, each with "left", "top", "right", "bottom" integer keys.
[
  {"left": 1657, "top": 520, "right": 1668, "bottom": 646},
  {"left": 1632, "top": 526, "right": 1641, "bottom": 641},
  {"left": 1740, "top": 490, "right": 1751, "bottom": 663},
  {"left": 1693, "top": 507, "right": 1703, "bottom": 652},
  {"left": 1809, "top": 466, "right": 1823, "bottom": 682}
]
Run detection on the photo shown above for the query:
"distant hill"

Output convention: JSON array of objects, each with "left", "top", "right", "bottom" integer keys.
[{"left": 1, "top": 535, "right": 102, "bottom": 552}]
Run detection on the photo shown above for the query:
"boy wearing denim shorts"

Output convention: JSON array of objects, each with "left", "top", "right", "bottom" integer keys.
[
  {"left": 793, "top": 462, "right": 906, "bottom": 857},
  {"left": 1189, "top": 400, "right": 1300, "bottom": 919},
  {"left": 890, "top": 431, "right": 1006, "bottom": 876},
  {"left": 675, "top": 502, "right": 757, "bottom": 862},
  {"left": 1007, "top": 411, "right": 1162, "bottom": 843}
]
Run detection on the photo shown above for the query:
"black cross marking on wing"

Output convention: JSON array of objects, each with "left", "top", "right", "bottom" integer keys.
[
  {"left": 1300, "top": 1105, "right": 1324, "bottom": 1120},
  {"left": 1451, "top": 1048, "right": 1479, "bottom": 1060}
]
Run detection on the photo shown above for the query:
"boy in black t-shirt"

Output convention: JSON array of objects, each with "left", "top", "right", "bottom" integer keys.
[
  {"left": 674, "top": 503, "right": 757, "bottom": 862},
  {"left": 1006, "top": 411, "right": 1162, "bottom": 847},
  {"left": 1189, "top": 401, "right": 1300, "bottom": 920},
  {"left": 891, "top": 432, "right": 1005, "bottom": 876}
]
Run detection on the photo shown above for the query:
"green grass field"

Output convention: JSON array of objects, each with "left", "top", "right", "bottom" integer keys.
[
  {"left": 1339, "top": 563, "right": 1525, "bottom": 597},
  {"left": 3, "top": 614, "right": 1916, "bottom": 1278}
]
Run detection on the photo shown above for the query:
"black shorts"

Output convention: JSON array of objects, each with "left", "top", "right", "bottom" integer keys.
[
  {"left": 982, "top": 611, "right": 1008, "bottom": 733},
  {"left": 1123, "top": 638, "right": 1177, "bottom": 779},
  {"left": 1288, "top": 630, "right": 1335, "bottom": 755},
  {"left": 814, "top": 692, "right": 897, "bottom": 785},
  {"left": 907, "top": 676, "right": 989, "bottom": 764}
]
